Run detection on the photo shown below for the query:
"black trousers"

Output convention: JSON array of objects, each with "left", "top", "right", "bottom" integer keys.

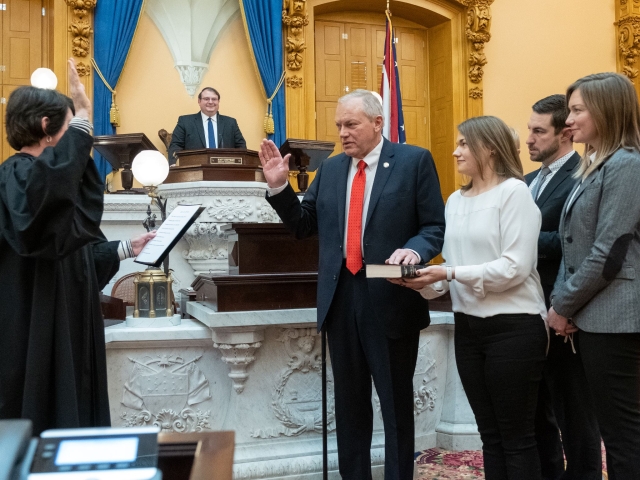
[
  {"left": 326, "top": 266, "right": 420, "bottom": 480},
  {"left": 454, "top": 312, "right": 547, "bottom": 480},
  {"left": 579, "top": 331, "right": 640, "bottom": 480},
  {"left": 534, "top": 331, "right": 602, "bottom": 480}
]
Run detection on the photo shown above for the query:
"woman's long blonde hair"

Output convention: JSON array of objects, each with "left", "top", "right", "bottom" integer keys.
[
  {"left": 566, "top": 73, "right": 640, "bottom": 179},
  {"left": 458, "top": 116, "right": 524, "bottom": 192}
]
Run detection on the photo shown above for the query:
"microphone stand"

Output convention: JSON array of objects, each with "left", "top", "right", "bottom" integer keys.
[{"left": 322, "top": 326, "right": 328, "bottom": 480}]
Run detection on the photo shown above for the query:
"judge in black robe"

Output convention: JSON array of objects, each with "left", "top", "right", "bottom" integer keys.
[{"left": 0, "top": 65, "right": 129, "bottom": 435}]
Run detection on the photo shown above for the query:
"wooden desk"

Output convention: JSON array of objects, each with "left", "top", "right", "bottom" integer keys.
[{"left": 158, "top": 431, "right": 234, "bottom": 480}]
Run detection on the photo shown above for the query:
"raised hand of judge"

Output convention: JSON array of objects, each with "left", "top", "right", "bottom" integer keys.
[
  {"left": 131, "top": 231, "right": 157, "bottom": 256},
  {"left": 68, "top": 58, "right": 91, "bottom": 120},
  {"left": 258, "top": 139, "right": 291, "bottom": 189}
]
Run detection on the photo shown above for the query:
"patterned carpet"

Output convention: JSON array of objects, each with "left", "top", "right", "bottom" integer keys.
[{"left": 414, "top": 446, "right": 609, "bottom": 480}]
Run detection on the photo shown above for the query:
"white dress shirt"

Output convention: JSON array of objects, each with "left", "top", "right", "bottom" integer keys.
[
  {"left": 201, "top": 112, "right": 218, "bottom": 148},
  {"left": 528, "top": 150, "right": 575, "bottom": 198},
  {"left": 444, "top": 178, "right": 547, "bottom": 319}
]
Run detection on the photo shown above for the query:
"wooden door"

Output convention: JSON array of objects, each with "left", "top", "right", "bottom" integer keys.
[
  {"left": 3, "top": 0, "right": 42, "bottom": 86},
  {"left": 315, "top": 16, "right": 428, "bottom": 155},
  {"left": 2, "top": 84, "right": 18, "bottom": 160}
]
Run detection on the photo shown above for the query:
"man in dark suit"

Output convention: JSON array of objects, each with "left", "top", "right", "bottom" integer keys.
[
  {"left": 525, "top": 94, "right": 601, "bottom": 480},
  {"left": 258, "top": 90, "right": 445, "bottom": 480},
  {"left": 168, "top": 87, "right": 246, "bottom": 164}
]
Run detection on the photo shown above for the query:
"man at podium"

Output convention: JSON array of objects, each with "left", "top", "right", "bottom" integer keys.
[{"left": 168, "top": 87, "right": 246, "bottom": 165}]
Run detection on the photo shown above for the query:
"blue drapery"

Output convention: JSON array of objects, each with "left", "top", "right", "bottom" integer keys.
[
  {"left": 240, "top": 0, "right": 286, "bottom": 147},
  {"left": 93, "top": 0, "right": 145, "bottom": 181}
]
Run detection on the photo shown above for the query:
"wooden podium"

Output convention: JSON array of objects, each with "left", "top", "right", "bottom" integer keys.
[
  {"left": 166, "top": 149, "right": 265, "bottom": 183},
  {"left": 93, "top": 133, "right": 157, "bottom": 192},
  {"left": 191, "top": 223, "right": 319, "bottom": 312}
]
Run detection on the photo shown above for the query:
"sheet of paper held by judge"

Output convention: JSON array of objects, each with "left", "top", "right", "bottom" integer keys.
[{"left": 135, "top": 204, "right": 202, "bottom": 265}]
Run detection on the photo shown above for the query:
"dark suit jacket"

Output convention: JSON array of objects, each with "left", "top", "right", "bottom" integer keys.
[
  {"left": 524, "top": 152, "right": 580, "bottom": 305},
  {"left": 267, "top": 139, "right": 446, "bottom": 338},
  {"left": 168, "top": 112, "right": 246, "bottom": 164}
]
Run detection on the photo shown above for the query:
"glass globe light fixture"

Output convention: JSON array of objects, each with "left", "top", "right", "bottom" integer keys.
[
  {"left": 31, "top": 68, "right": 58, "bottom": 90},
  {"left": 132, "top": 150, "right": 169, "bottom": 197}
]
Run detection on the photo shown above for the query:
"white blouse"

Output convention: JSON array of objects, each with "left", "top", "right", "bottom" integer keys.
[{"left": 443, "top": 178, "right": 547, "bottom": 320}]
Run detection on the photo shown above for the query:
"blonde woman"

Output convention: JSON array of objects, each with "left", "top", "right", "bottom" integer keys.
[
  {"left": 398, "top": 116, "right": 548, "bottom": 479},
  {"left": 548, "top": 73, "right": 640, "bottom": 479}
]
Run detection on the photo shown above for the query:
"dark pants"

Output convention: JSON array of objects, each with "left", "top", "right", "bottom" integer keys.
[
  {"left": 579, "top": 331, "right": 640, "bottom": 480},
  {"left": 534, "top": 331, "right": 602, "bottom": 480},
  {"left": 454, "top": 312, "right": 547, "bottom": 480},
  {"left": 326, "top": 266, "right": 420, "bottom": 480}
]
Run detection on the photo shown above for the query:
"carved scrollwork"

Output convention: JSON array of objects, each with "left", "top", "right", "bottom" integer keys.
[
  {"left": 286, "top": 75, "right": 303, "bottom": 88},
  {"left": 250, "top": 328, "right": 336, "bottom": 439},
  {"left": 65, "top": 0, "right": 96, "bottom": 19},
  {"left": 283, "top": 0, "right": 309, "bottom": 75},
  {"left": 75, "top": 61, "right": 90, "bottom": 77},
  {"left": 213, "top": 342, "right": 263, "bottom": 394},
  {"left": 469, "top": 86, "right": 483, "bottom": 99},
  {"left": 69, "top": 20, "right": 93, "bottom": 57},
  {"left": 465, "top": 3, "right": 492, "bottom": 84},
  {"left": 617, "top": 16, "right": 640, "bottom": 79}
]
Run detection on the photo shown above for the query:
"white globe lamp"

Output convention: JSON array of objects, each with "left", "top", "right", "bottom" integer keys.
[
  {"left": 132, "top": 150, "right": 169, "bottom": 194},
  {"left": 30, "top": 68, "right": 58, "bottom": 90}
]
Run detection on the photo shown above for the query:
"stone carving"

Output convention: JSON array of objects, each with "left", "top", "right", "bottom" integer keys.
[
  {"left": 207, "top": 197, "right": 254, "bottom": 221},
  {"left": 214, "top": 342, "right": 263, "bottom": 394},
  {"left": 617, "top": 16, "right": 640, "bottom": 79},
  {"left": 69, "top": 20, "right": 93, "bottom": 58},
  {"left": 251, "top": 328, "right": 336, "bottom": 438},
  {"left": 120, "top": 354, "right": 212, "bottom": 432},
  {"left": 283, "top": 0, "right": 309, "bottom": 73},
  {"left": 414, "top": 380, "right": 438, "bottom": 415},
  {"left": 469, "top": 86, "right": 483, "bottom": 99},
  {"left": 175, "top": 64, "right": 209, "bottom": 97},
  {"left": 182, "top": 222, "right": 228, "bottom": 261},
  {"left": 463, "top": 1, "right": 493, "bottom": 84},
  {"left": 256, "top": 201, "right": 280, "bottom": 223},
  {"left": 286, "top": 75, "right": 304, "bottom": 89}
]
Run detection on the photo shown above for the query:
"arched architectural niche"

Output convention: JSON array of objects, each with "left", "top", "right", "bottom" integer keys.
[{"left": 283, "top": 0, "right": 493, "bottom": 197}]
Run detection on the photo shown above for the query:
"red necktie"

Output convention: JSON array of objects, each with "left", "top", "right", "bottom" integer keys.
[{"left": 346, "top": 160, "right": 367, "bottom": 274}]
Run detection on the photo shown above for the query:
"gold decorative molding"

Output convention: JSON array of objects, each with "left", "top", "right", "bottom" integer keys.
[
  {"left": 286, "top": 75, "right": 303, "bottom": 88},
  {"left": 464, "top": 2, "right": 492, "bottom": 85},
  {"left": 616, "top": 1, "right": 640, "bottom": 82},
  {"left": 283, "top": 0, "right": 308, "bottom": 81},
  {"left": 66, "top": 0, "right": 96, "bottom": 71},
  {"left": 469, "top": 87, "right": 483, "bottom": 99}
]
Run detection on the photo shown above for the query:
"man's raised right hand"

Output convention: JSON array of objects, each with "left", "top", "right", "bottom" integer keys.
[{"left": 258, "top": 139, "right": 291, "bottom": 189}]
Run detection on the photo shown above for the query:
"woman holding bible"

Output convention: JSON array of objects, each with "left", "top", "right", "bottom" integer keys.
[{"left": 397, "top": 116, "right": 548, "bottom": 480}]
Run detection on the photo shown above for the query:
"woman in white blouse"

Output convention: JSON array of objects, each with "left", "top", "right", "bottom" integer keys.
[{"left": 399, "top": 116, "right": 548, "bottom": 480}]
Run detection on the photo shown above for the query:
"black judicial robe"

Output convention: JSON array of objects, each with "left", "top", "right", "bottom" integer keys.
[{"left": 0, "top": 127, "right": 120, "bottom": 435}]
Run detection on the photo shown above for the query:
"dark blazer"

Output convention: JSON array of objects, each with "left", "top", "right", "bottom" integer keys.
[
  {"left": 552, "top": 148, "right": 640, "bottom": 333},
  {"left": 266, "top": 139, "right": 446, "bottom": 338},
  {"left": 524, "top": 152, "right": 580, "bottom": 304},
  {"left": 168, "top": 112, "right": 246, "bottom": 164}
]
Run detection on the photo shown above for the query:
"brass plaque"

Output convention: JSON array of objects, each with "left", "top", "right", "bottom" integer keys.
[{"left": 210, "top": 157, "right": 242, "bottom": 165}]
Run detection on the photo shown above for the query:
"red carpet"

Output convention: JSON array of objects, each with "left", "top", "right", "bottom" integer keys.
[{"left": 414, "top": 445, "right": 608, "bottom": 479}]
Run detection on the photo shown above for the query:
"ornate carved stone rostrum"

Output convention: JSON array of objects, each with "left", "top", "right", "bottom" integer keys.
[
  {"left": 157, "top": 182, "right": 281, "bottom": 276},
  {"left": 617, "top": 0, "right": 640, "bottom": 94}
]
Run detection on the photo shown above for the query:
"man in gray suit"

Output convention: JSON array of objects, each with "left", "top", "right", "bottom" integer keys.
[
  {"left": 168, "top": 87, "right": 246, "bottom": 165},
  {"left": 525, "top": 95, "right": 601, "bottom": 480}
]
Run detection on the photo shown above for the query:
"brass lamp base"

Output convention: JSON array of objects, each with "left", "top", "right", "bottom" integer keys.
[{"left": 133, "top": 267, "right": 173, "bottom": 318}]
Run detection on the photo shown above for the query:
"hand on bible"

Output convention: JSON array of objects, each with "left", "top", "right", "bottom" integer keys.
[
  {"left": 386, "top": 248, "right": 420, "bottom": 265},
  {"left": 387, "top": 265, "right": 443, "bottom": 290},
  {"left": 68, "top": 58, "right": 91, "bottom": 120},
  {"left": 131, "top": 231, "right": 157, "bottom": 256},
  {"left": 258, "top": 139, "right": 291, "bottom": 189}
]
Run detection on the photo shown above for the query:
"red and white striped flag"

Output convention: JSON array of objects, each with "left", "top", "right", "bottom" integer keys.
[{"left": 380, "top": 13, "right": 406, "bottom": 144}]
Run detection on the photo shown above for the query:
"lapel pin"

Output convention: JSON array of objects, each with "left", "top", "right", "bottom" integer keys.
[{"left": 383, "top": 162, "right": 389, "bottom": 168}]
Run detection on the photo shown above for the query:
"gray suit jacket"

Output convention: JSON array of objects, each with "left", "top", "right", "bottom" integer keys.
[{"left": 552, "top": 148, "right": 640, "bottom": 333}]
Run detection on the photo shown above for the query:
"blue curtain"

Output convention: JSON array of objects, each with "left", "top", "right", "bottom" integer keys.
[
  {"left": 93, "top": 0, "right": 145, "bottom": 181},
  {"left": 240, "top": 0, "right": 286, "bottom": 147}
]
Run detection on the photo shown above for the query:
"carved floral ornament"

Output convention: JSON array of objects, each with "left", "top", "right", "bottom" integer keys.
[
  {"left": 617, "top": 15, "right": 640, "bottom": 79},
  {"left": 65, "top": 0, "right": 96, "bottom": 76},
  {"left": 283, "top": 0, "right": 308, "bottom": 88}
]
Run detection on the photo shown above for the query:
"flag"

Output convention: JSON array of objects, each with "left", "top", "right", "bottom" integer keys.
[{"left": 380, "top": 14, "right": 406, "bottom": 144}]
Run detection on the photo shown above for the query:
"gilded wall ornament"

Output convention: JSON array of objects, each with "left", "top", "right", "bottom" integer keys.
[
  {"left": 283, "top": 0, "right": 309, "bottom": 73},
  {"left": 617, "top": 16, "right": 640, "bottom": 79},
  {"left": 286, "top": 75, "right": 303, "bottom": 88},
  {"left": 465, "top": 4, "right": 492, "bottom": 84},
  {"left": 469, "top": 87, "right": 483, "bottom": 99},
  {"left": 76, "top": 61, "right": 90, "bottom": 77},
  {"left": 65, "top": 0, "right": 96, "bottom": 18}
]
